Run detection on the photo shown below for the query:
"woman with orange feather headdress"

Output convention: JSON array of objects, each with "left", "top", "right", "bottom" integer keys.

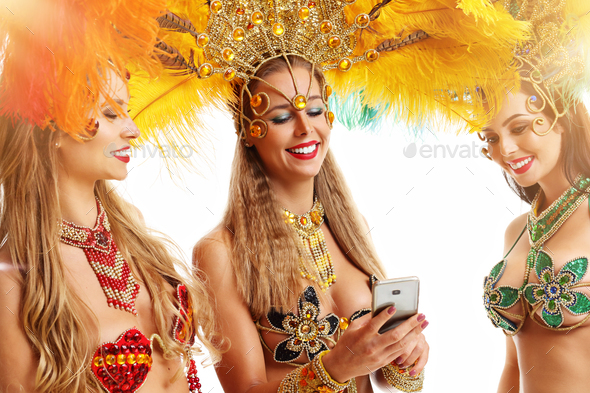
[
  {"left": 128, "top": 0, "right": 529, "bottom": 392},
  {"left": 0, "top": 1, "right": 221, "bottom": 392}
]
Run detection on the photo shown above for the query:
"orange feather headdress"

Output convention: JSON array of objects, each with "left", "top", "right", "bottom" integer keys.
[{"left": 0, "top": 0, "right": 167, "bottom": 139}]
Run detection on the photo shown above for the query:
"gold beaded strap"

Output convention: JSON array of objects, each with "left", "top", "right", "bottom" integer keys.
[{"left": 382, "top": 363, "right": 425, "bottom": 393}]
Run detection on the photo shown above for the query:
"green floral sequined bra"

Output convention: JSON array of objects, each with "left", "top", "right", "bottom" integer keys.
[{"left": 483, "top": 175, "right": 590, "bottom": 334}]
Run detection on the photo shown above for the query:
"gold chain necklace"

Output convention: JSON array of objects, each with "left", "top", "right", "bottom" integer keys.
[{"left": 283, "top": 196, "right": 336, "bottom": 291}]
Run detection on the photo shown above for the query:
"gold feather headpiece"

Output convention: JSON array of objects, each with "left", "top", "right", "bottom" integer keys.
[
  {"left": 504, "top": 0, "right": 590, "bottom": 136},
  {"left": 129, "top": 0, "right": 529, "bottom": 152}
]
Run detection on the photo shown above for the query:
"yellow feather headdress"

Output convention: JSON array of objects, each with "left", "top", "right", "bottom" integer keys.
[
  {"left": 0, "top": 0, "right": 166, "bottom": 139},
  {"left": 129, "top": 0, "right": 529, "bottom": 150}
]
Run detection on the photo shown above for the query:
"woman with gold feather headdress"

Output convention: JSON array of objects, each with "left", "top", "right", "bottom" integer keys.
[
  {"left": 0, "top": 1, "right": 222, "bottom": 392},
  {"left": 129, "top": 0, "right": 528, "bottom": 392},
  {"left": 478, "top": 1, "right": 590, "bottom": 391}
]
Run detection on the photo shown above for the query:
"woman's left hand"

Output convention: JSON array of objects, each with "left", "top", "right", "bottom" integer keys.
[{"left": 392, "top": 327, "right": 429, "bottom": 375}]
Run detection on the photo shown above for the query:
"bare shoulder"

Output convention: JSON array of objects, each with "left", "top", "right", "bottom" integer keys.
[
  {"left": 503, "top": 213, "right": 527, "bottom": 253},
  {"left": 193, "top": 226, "right": 233, "bottom": 280}
]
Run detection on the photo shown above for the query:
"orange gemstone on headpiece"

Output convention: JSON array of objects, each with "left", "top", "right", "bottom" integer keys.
[
  {"left": 325, "top": 85, "right": 332, "bottom": 98},
  {"left": 293, "top": 95, "right": 307, "bottom": 110},
  {"left": 224, "top": 68, "right": 237, "bottom": 81},
  {"left": 197, "top": 34, "right": 209, "bottom": 48},
  {"left": 210, "top": 1, "right": 223, "bottom": 14},
  {"left": 308, "top": 1, "right": 316, "bottom": 8},
  {"left": 198, "top": 63, "right": 213, "bottom": 78},
  {"left": 93, "top": 356, "right": 104, "bottom": 367},
  {"left": 252, "top": 11, "right": 264, "bottom": 25},
  {"left": 365, "top": 49, "right": 379, "bottom": 62},
  {"left": 250, "top": 94, "right": 262, "bottom": 108},
  {"left": 337, "top": 58, "right": 352, "bottom": 72},
  {"left": 319, "top": 21, "right": 333, "bottom": 34},
  {"left": 236, "top": 7, "right": 245, "bottom": 15},
  {"left": 233, "top": 28, "right": 245, "bottom": 41},
  {"left": 327, "top": 111, "right": 335, "bottom": 124},
  {"left": 222, "top": 48, "right": 235, "bottom": 62},
  {"left": 299, "top": 7, "right": 310, "bottom": 20},
  {"left": 247, "top": 23, "right": 255, "bottom": 30},
  {"left": 272, "top": 23, "right": 285, "bottom": 36},
  {"left": 355, "top": 14, "right": 370, "bottom": 28},
  {"left": 328, "top": 36, "right": 341, "bottom": 48},
  {"left": 250, "top": 124, "right": 262, "bottom": 137},
  {"left": 300, "top": 216, "right": 308, "bottom": 225}
]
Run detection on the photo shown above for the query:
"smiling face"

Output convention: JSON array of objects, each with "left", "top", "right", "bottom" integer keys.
[
  {"left": 246, "top": 66, "right": 331, "bottom": 184},
  {"left": 58, "top": 69, "right": 139, "bottom": 183},
  {"left": 480, "top": 90, "right": 565, "bottom": 188}
]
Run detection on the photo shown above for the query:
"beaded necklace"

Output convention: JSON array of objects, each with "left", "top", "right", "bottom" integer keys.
[
  {"left": 59, "top": 199, "right": 140, "bottom": 315},
  {"left": 521, "top": 175, "right": 590, "bottom": 291},
  {"left": 283, "top": 196, "right": 336, "bottom": 291}
]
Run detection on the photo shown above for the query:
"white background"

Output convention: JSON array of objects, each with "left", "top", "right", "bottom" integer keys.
[{"left": 119, "top": 111, "right": 531, "bottom": 393}]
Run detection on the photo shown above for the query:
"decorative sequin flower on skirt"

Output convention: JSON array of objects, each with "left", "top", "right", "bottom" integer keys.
[
  {"left": 483, "top": 259, "right": 520, "bottom": 333},
  {"left": 524, "top": 250, "right": 590, "bottom": 328},
  {"left": 266, "top": 286, "right": 339, "bottom": 363}
]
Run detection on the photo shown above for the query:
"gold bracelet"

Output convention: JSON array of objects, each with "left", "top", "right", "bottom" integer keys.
[
  {"left": 311, "top": 351, "right": 350, "bottom": 392},
  {"left": 382, "top": 363, "right": 424, "bottom": 392}
]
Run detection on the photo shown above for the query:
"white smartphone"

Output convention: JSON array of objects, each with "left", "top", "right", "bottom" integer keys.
[{"left": 371, "top": 276, "right": 420, "bottom": 334}]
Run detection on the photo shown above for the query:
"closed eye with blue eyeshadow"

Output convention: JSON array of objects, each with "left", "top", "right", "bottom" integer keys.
[{"left": 269, "top": 107, "right": 325, "bottom": 125}]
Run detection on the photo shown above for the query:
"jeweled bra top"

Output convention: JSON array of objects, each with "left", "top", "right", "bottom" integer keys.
[{"left": 483, "top": 176, "right": 590, "bottom": 334}]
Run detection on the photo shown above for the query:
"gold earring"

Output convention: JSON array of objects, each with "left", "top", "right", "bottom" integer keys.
[{"left": 481, "top": 147, "right": 493, "bottom": 161}]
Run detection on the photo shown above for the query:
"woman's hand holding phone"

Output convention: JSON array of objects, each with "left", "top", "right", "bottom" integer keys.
[{"left": 321, "top": 307, "right": 429, "bottom": 383}]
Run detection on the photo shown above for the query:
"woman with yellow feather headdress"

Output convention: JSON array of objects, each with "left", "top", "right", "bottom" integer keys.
[
  {"left": 478, "top": 0, "right": 590, "bottom": 391},
  {"left": 0, "top": 1, "right": 221, "bottom": 392},
  {"left": 129, "top": 0, "right": 528, "bottom": 392}
]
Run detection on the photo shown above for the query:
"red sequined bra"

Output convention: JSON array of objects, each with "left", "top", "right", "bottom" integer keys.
[{"left": 90, "top": 284, "right": 202, "bottom": 393}]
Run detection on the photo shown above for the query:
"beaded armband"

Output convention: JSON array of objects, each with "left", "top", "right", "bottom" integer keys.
[
  {"left": 382, "top": 363, "right": 424, "bottom": 393},
  {"left": 277, "top": 351, "right": 349, "bottom": 393}
]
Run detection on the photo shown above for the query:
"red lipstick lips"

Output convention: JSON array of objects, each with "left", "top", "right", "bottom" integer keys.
[{"left": 286, "top": 140, "right": 319, "bottom": 160}]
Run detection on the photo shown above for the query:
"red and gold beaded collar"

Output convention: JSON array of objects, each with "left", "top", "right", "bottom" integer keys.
[{"left": 59, "top": 199, "right": 140, "bottom": 315}]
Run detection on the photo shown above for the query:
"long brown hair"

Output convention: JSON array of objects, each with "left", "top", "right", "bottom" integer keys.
[
  {"left": 502, "top": 82, "right": 590, "bottom": 203},
  {"left": 0, "top": 118, "right": 221, "bottom": 392},
  {"left": 215, "top": 56, "right": 386, "bottom": 319}
]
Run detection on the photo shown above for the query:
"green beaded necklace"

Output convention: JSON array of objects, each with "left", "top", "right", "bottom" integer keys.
[{"left": 522, "top": 175, "right": 590, "bottom": 291}]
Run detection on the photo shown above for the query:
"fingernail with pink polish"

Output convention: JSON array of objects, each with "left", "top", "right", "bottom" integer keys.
[
  {"left": 417, "top": 313, "right": 425, "bottom": 322},
  {"left": 410, "top": 369, "right": 417, "bottom": 377},
  {"left": 394, "top": 356, "right": 403, "bottom": 364},
  {"left": 421, "top": 321, "right": 429, "bottom": 329},
  {"left": 388, "top": 306, "right": 396, "bottom": 315}
]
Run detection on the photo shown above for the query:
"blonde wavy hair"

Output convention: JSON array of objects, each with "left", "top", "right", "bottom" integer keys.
[
  {"left": 0, "top": 118, "right": 221, "bottom": 392},
  {"left": 219, "top": 56, "right": 387, "bottom": 319}
]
